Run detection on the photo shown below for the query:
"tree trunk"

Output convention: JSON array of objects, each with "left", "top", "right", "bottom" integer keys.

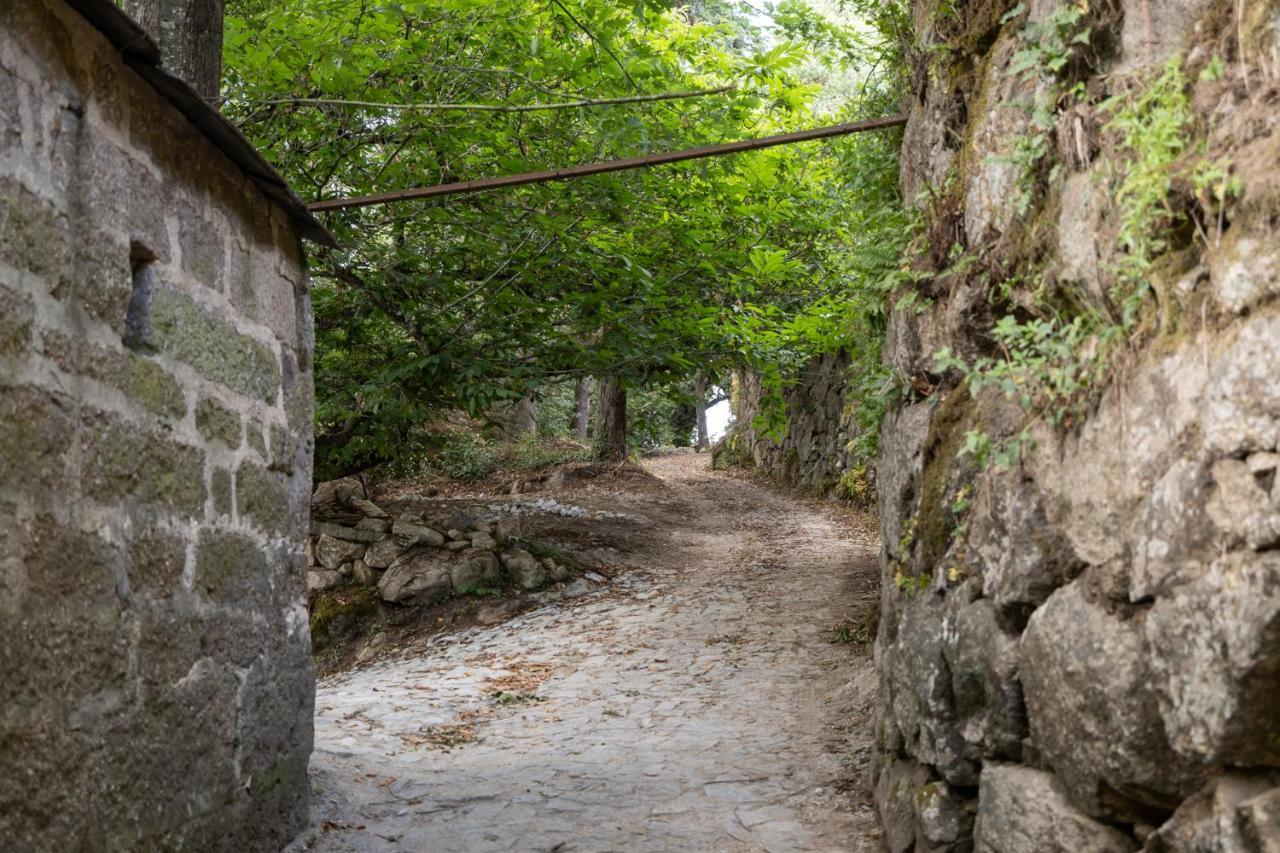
[
  {"left": 595, "top": 376, "right": 627, "bottom": 462},
  {"left": 572, "top": 377, "right": 592, "bottom": 440},
  {"left": 124, "top": 0, "right": 225, "bottom": 99},
  {"left": 694, "top": 373, "right": 710, "bottom": 451}
]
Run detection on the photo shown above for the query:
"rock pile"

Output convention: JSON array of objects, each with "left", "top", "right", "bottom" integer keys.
[{"left": 306, "top": 478, "right": 571, "bottom": 603}]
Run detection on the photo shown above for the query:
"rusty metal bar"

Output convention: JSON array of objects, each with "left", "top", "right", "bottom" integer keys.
[{"left": 308, "top": 113, "right": 907, "bottom": 212}]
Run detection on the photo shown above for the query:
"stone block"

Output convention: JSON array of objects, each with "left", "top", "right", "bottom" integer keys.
[
  {"left": 235, "top": 462, "right": 291, "bottom": 535},
  {"left": 1131, "top": 458, "right": 1218, "bottom": 600},
  {"left": 70, "top": 227, "right": 134, "bottom": 334},
  {"left": 942, "top": 596, "right": 1027, "bottom": 761},
  {"left": 1020, "top": 579, "right": 1204, "bottom": 821},
  {"left": 0, "top": 175, "right": 70, "bottom": 282},
  {"left": 82, "top": 409, "right": 205, "bottom": 518},
  {"left": 210, "top": 467, "right": 233, "bottom": 517},
  {"left": 0, "top": 282, "right": 33, "bottom": 357},
  {"left": 124, "top": 268, "right": 281, "bottom": 403},
  {"left": 379, "top": 550, "right": 452, "bottom": 604},
  {"left": 311, "top": 521, "right": 379, "bottom": 543},
  {"left": 1146, "top": 552, "right": 1280, "bottom": 767},
  {"left": 969, "top": 469, "right": 1083, "bottom": 621},
  {"left": 884, "top": 595, "right": 978, "bottom": 786},
  {"left": 1204, "top": 313, "right": 1280, "bottom": 454},
  {"left": 1146, "top": 772, "right": 1280, "bottom": 853},
  {"left": 195, "top": 396, "right": 241, "bottom": 448},
  {"left": 129, "top": 523, "right": 185, "bottom": 598},
  {"left": 307, "top": 570, "right": 343, "bottom": 594},
  {"left": 268, "top": 422, "right": 297, "bottom": 473},
  {"left": 245, "top": 418, "right": 267, "bottom": 456},
  {"left": 179, "top": 211, "right": 227, "bottom": 293},
  {"left": 1206, "top": 457, "right": 1280, "bottom": 551},
  {"left": 196, "top": 529, "right": 271, "bottom": 604},
  {"left": 364, "top": 537, "right": 408, "bottom": 569},
  {"left": 392, "top": 517, "right": 446, "bottom": 547},
  {"left": 1209, "top": 231, "right": 1280, "bottom": 315},
  {"left": 974, "top": 764, "right": 1136, "bottom": 853},
  {"left": 452, "top": 549, "right": 502, "bottom": 591},
  {"left": 314, "top": 534, "right": 365, "bottom": 571},
  {"left": 0, "top": 385, "right": 73, "bottom": 496}
]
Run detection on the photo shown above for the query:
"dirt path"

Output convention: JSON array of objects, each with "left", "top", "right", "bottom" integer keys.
[{"left": 296, "top": 454, "right": 883, "bottom": 852}]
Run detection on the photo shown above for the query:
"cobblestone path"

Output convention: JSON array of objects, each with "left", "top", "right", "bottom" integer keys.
[{"left": 297, "top": 454, "right": 882, "bottom": 852}]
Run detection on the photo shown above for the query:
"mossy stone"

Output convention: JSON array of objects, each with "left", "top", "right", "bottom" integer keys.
[
  {"left": 82, "top": 409, "right": 205, "bottom": 517},
  {"left": 236, "top": 461, "right": 289, "bottom": 534},
  {"left": 195, "top": 397, "right": 241, "bottom": 447}
]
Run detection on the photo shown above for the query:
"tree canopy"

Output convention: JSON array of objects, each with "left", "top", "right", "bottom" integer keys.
[{"left": 223, "top": 0, "right": 908, "bottom": 477}]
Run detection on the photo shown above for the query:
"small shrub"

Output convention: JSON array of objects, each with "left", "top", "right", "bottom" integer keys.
[{"left": 435, "top": 433, "right": 499, "bottom": 482}]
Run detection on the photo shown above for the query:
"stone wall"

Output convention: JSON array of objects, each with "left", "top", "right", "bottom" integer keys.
[
  {"left": 873, "top": 0, "right": 1280, "bottom": 850},
  {"left": 0, "top": 2, "right": 315, "bottom": 849},
  {"left": 719, "top": 351, "right": 858, "bottom": 496}
]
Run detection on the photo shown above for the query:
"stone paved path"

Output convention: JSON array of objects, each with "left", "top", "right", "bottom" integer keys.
[{"left": 296, "top": 454, "right": 883, "bottom": 852}]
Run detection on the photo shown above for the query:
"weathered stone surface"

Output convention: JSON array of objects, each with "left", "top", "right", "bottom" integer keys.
[
  {"left": 82, "top": 410, "right": 205, "bottom": 517},
  {"left": 878, "top": 401, "right": 933, "bottom": 565},
  {"left": 0, "top": 283, "right": 33, "bottom": 358},
  {"left": 451, "top": 549, "right": 502, "bottom": 591},
  {"left": 1145, "top": 773, "right": 1280, "bottom": 853},
  {"left": 196, "top": 530, "right": 273, "bottom": 604},
  {"left": 236, "top": 462, "right": 291, "bottom": 535},
  {"left": 125, "top": 268, "right": 281, "bottom": 403},
  {"left": 1203, "top": 313, "right": 1280, "bottom": 455},
  {"left": 874, "top": 757, "right": 934, "bottom": 853},
  {"left": 351, "top": 559, "right": 377, "bottom": 586},
  {"left": 312, "top": 477, "right": 366, "bottom": 506},
  {"left": 469, "top": 530, "right": 498, "bottom": 550},
  {"left": 355, "top": 517, "right": 391, "bottom": 534},
  {"left": 1131, "top": 458, "right": 1219, "bottom": 600},
  {"left": 392, "top": 518, "right": 446, "bottom": 547},
  {"left": 314, "top": 534, "right": 366, "bottom": 571},
  {"left": 975, "top": 764, "right": 1137, "bottom": 853},
  {"left": 501, "top": 548, "right": 547, "bottom": 590},
  {"left": 364, "top": 537, "right": 409, "bottom": 569},
  {"left": 968, "top": 469, "right": 1083, "bottom": 620},
  {"left": 942, "top": 595, "right": 1026, "bottom": 761},
  {"left": 379, "top": 550, "right": 452, "bottom": 604},
  {"left": 312, "top": 521, "right": 379, "bottom": 543},
  {"left": 350, "top": 498, "right": 389, "bottom": 519},
  {"left": 1021, "top": 579, "right": 1204, "bottom": 820},
  {"left": 1116, "top": 0, "right": 1216, "bottom": 72},
  {"left": 195, "top": 396, "right": 241, "bottom": 447},
  {"left": 0, "top": 384, "right": 74, "bottom": 495},
  {"left": 1238, "top": 786, "right": 1280, "bottom": 853},
  {"left": 962, "top": 30, "right": 1048, "bottom": 242},
  {"left": 1146, "top": 552, "right": 1280, "bottom": 767},
  {"left": 1208, "top": 231, "right": 1280, "bottom": 315},
  {"left": 884, "top": 595, "right": 977, "bottom": 786},
  {"left": 308, "top": 570, "right": 344, "bottom": 594},
  {"left": 1206, "top": 457, "right": 1280, "bottom": 551}
]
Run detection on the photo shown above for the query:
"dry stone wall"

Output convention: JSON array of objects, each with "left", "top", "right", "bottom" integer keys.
[
  {"left": 306, "top": 479, "right": 572, "bottom": 601},
  {"left": 873, "top": 0, "right": 1280, "bottom": 850},
  {"left": 719, "top": 351, "right": 858, "bottom": 495},
  {"left": 0, "top": 3, "right": 315, "bottom": 849}
]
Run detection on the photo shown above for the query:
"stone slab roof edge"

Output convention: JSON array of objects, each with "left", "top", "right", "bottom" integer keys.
[{"left": 63, "top": 0, "right": 338, "bottom": 248}]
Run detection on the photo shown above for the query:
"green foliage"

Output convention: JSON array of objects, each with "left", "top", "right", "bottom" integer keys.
[
  {"left": 1100, "top": 60, "right": 1226, "bottom": 324},
  {"left": 434, "top": 434, "right": 500, "bottom": 482},
  {"left": 985, "top": 3, "right": 1091, "bottom": 216},
  {"left": 224, "top": 0, "right": 908, "bottom": 478}
]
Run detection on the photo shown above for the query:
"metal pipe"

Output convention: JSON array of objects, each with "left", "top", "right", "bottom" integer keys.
[{"left": 308, "top": 113, "right": 907, "bottom": 212}]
